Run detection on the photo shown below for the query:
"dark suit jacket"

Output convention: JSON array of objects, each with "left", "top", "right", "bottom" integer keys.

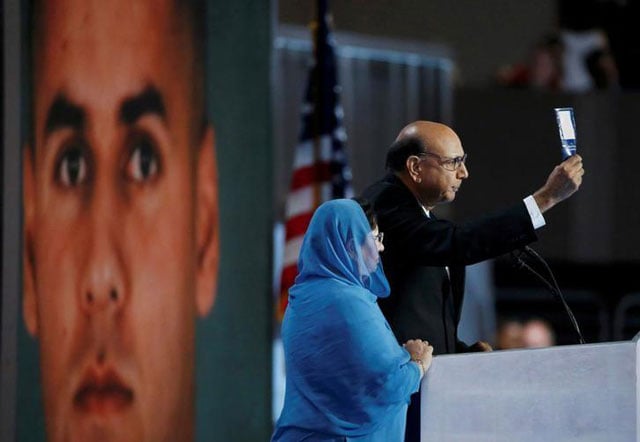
[{"left": 361, "top": 173, "right": 537, "bottom": 355}]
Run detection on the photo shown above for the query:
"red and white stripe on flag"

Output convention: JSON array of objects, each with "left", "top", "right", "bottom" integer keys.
[{"left": 277, "top": 0, "right": 353, "bottom": 320}]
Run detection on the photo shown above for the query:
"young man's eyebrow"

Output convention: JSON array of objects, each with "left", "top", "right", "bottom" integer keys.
[
  {"left": 44, "top": 94, "right": 86, "bottom": 135},
  {"left": 119, "top": 86, "right": 166, "bottom": 125}
]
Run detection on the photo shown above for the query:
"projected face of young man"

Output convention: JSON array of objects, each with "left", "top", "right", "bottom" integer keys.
[{"left": 23, "top": 1, "right": 218, "bottom": 441}]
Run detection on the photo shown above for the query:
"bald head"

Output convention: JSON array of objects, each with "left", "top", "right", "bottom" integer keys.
[
  {"left": 386, "top": 120, "right": 462, "bottom": 172},
  {"left": 396, "top": 121, "right": 460, "bottom": 145}
]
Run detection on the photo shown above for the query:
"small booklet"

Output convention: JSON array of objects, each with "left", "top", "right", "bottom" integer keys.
[{"left": 554, "top": 107, "right": 577, "bottom": 160}]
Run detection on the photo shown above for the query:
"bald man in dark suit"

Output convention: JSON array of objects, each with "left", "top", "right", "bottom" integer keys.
[{"left": 361, "top": 120, "right": 584, "bottom": 441}]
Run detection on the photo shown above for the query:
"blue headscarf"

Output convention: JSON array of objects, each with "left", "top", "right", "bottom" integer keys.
[
  {"left": 295, "top": 198, "right": 390, "bottom": 298},
  {"left": 273, "top": 199, "right": 420, "bottom": 440}
]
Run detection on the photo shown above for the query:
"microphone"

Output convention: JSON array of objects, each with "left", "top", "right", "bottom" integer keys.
[{"left": 510, "top": 247, "right": 585, "bottom": 345}]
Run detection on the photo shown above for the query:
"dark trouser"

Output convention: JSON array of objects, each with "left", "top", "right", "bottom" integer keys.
[{"left": 405, "top": 390, "right": 420, "bottom": 442}]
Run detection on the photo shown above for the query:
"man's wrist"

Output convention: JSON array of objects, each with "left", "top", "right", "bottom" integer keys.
[{"left": 532, "top": 190, "right": 555, "bottom": 214}]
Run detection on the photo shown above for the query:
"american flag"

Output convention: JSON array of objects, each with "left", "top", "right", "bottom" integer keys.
[{"left": 277, "top": 0, "right": 353, "bottom": 320}]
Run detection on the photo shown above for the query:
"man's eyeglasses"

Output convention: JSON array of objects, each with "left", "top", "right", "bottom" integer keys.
[{"left": 416, "top": 152, "right": 467, "bottom": 171}]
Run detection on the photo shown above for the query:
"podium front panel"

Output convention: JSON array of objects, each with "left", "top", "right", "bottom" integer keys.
[{"left": 421, "top": 341, "right": 639, "bottom": 441}]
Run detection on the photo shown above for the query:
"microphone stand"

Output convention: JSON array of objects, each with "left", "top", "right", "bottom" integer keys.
[{"left": 512, "top": 247, "right": 585, "bottom": 345}]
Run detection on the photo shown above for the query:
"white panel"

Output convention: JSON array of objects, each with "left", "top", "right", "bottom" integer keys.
[{"left": 421, "top": 341, "right": 639, "bottom": 441}]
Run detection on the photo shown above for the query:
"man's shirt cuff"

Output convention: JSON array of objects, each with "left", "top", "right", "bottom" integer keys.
[{"left": 524, "top": 195, "right": 546, "bottom": 230}]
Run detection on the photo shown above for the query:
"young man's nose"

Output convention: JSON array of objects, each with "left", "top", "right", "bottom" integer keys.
[
  {"left": 80, "top": 191, "right": 125, "bottom": 314},
  {"left": 81, "top": 286, "right": 123, "bottom": 313}
]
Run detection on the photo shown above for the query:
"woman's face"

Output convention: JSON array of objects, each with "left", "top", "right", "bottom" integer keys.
[{"left": 361, "top": 226, "right": 384, "bottom": 273}]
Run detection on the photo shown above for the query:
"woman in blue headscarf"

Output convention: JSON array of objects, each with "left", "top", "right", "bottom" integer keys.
[{"left": 272, "top": 199, "right": 433, "bottom": 441}]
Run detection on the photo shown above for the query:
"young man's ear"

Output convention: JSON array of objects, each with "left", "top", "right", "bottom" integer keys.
[
  {"left": 23, "top": 146, "right": 39, "bottom": 337},
  {"left": 195, "top": 126, "right": 219, "bottom": 318}
]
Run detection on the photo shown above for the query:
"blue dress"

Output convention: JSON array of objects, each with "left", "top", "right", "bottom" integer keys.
[{"left": 272, "top": 199, "right": 421, "bottom": 442}]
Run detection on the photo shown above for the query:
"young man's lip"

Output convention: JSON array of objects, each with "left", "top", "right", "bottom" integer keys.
[{"left": 73, "top": 367, "right": 134, "bottom": 414}]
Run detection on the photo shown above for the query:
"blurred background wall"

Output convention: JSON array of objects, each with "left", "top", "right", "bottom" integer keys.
[{"left": 273, "top": 0, "right": 640, "bottom": 357}]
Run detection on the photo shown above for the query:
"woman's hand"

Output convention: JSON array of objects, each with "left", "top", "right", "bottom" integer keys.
[{"left": 403, "top": 339, "right": 434, "bottom": 373}]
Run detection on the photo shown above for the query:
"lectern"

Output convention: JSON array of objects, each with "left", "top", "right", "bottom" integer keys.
[{"left": 421, "top": 338, "right": 639, "bottom": 441}]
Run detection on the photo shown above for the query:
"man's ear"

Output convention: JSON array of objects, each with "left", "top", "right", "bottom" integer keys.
[
  {"left": 405, "top": 156, "right": 422, "bottom": 182},
  {"left": 23, "top": 146, "right": 39, "bottom": 337},
  {"left": 195, "top": 126, "right": 219, "bottom": 318}
]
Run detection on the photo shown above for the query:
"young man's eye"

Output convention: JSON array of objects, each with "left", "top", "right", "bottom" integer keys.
[
  {"left": 126, "top": 135, "right": 160, "bottom": 182},
  {"left": 56, "top": 145, "right": 88, "bottom": 187}
]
